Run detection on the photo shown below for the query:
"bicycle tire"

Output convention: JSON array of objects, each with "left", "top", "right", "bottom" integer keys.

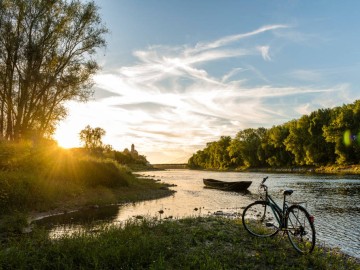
[
  {"left": 286, "top": 204, "right": 316, "bottom": 254},
  {"left": 242, "top": 201, "right": 280, "bottom": 237}
]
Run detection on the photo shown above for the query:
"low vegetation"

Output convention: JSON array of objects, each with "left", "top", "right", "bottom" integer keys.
[
  {"left": 0, "top": 217, "right": 358, "bottom": 269},
  {"left": 0, "top": 140, "right": 173, "bottom": 224}
]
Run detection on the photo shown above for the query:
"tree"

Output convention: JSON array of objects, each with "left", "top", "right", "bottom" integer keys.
[
  {"left": 188, "top": 149, "right": 209, "bottom": 169},
  {"left": 306, "top": 109, "right": 335, "bottom": 165},
  {"left": 262, "top": 125, "right": 292, "bottom": 166},
  {"left": 0, "top": 0, "right": 107, "bottom": 140},
  {"left": 323, "top": 101, "right": 360, "bottom": 164},
  {"left": 230, "top": 128, "right": 265, "bottom": 167},
  {"left": 79, "top": 125, "right": 105, "bottom": 151},
  {"left": 207, "top": 136, "right": 232, "bottom": 169},
  {"left": 283, "top": 118, "right": 309, "bottom": 165}
]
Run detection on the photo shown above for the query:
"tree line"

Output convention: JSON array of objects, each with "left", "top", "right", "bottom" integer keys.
[
  {"left": 79, "top": 125, "right": 150, "bottom": 167},
  {"left": 188, "top": 100, "right": 360, "bottom": 170}
]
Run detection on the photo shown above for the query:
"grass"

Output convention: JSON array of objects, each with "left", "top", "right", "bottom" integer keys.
[
  {"left": 0, "top": 217, "right": 358, "bottom": 269},
  {"left": 0, "top": 140, "right": 174, "bottom": 232}
]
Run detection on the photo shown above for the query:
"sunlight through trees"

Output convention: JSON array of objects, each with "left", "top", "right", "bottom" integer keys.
[{"left": 0, "top": 0, "right": 107, "bottom": 141}]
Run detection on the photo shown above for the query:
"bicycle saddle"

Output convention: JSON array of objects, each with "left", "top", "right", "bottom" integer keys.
[{"left": 284, "top": 190, "right": 293, "bottom": 196}]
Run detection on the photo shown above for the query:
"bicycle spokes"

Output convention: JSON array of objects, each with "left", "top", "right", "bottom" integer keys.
[
  {"left": 242, "top": 201, "right": 280, "bottom": 237},
  {"left": 287, "top": 205, "right": 315, "bottom": 253}
]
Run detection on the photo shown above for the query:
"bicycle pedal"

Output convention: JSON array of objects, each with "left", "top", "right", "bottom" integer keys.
[{"left": 265, "top": 222, "right": 274, "bottom": 227}]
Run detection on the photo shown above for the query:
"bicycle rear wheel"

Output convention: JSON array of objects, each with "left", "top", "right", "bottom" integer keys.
[
  {"left": 242, "top": 201, "right": 280, "bottom": 237},
  {"left": 286, "top": 205, "right": 315, "bottom": 254}
]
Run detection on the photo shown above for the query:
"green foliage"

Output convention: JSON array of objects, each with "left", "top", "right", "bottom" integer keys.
[
  {"left": 0, "top": 141, "right": 132, "bottom": 215},
  {"left": 114, "top": 150, "right": 149, "bottom": 166},
  {"left": 78, "top": 126, "right": 151, "bottom": 168},
  {"left": 79, "top": 125, "right": 106, "bottom": 152},
  {"left": 41, "top": 155, "right": 130, "bottom": 189},
  {"left": 188, "top": 136, "right": 232, "bottom": 170},
  {"left": 189, "top": 100, "right": 360, "bottom": 169},
  {"left": 233, "top": 128, "right": 267, "bottom": 167},
  {"left": 0, "top": 0, "right": 108, "bottom": 140},
  {"left": 323, "top": 101, "right": 360, "bottom": 164},
  {"left": 0, "top": 217, "right": 358, "bottom": 269},
  {"left": 262, "top": 125, "right": 292, "bottom": 166},
  {"left": 0, "top": 140, "right": 33, "bottom": 170},
  {"left": 0, "top": 212, "right": 28, "bottom": 234}
]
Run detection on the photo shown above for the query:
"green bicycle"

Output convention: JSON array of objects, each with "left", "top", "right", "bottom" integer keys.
[{"left": 242, "top": 176, "right": 316, "bottom": 254}]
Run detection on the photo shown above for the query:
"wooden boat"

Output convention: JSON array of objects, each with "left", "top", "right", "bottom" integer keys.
[{"left": 203, "top": 178, "right": 252, "bottom": 191}]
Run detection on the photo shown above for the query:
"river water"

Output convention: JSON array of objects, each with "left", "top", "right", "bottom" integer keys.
[{"left": 35, "top": 170, "right": 360, "bottom": 259}]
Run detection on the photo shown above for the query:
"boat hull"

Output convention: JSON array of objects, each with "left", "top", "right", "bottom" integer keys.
[{"left": 203, "top": 179, "right": 252, "bottom": 191}]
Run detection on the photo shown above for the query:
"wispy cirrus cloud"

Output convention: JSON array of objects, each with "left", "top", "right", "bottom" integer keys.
[
  {"left": 190, "top": 24, "right": 289, "bottom": 53},
  {"left": 116, "top": 24, "right": 290, "bottom": 91},
  {"left": 61, "top": 24, "right": 348, "bottom": 163}
]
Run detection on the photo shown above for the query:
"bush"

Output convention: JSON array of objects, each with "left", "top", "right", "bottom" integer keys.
[
  {"left": 65, "top": 157, "right": 131, "bottom": 188},
  {"left": 0, "top": 141, "right": 132, "bottom": 215},
  {"left": 0, "top": 140, "right": 32, "bottom": 170}
]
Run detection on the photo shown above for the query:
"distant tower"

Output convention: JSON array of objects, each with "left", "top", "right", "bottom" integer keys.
[{"left": 130, "top": 144, "right": 138, "bottom": 156}]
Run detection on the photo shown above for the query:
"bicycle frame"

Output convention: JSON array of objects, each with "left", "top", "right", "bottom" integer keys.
[
  {"left": 261, "top": 183, "right": 290, "bottom": 230},
  {"left": 266, "top": 195, "right": 287, "bottom": 229}
]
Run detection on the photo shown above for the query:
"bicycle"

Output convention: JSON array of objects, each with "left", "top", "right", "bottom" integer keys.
[{"left": 242, "top": 176, "right": 316, "bottom": 254}]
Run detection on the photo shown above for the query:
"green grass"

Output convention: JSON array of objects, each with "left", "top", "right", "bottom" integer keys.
[
  {"left": 0, "top": 141, "right": 174, "bottom": 221},
  {"left": 0, "top": 217, "right": 358, "bottom": 270}
]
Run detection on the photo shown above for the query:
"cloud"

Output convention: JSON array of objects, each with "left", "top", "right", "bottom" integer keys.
[
  {"left": 257, "top": 46, "right": 271, "bottom": 61},
  {"left": 116, "top": 24, "right": 290, "bottom": 92},
  {"left": 115, "top": 102, "right": 176, "bottom": 114},
  {"left": 221, "top": 68, "right": 247, "bottom": 82},
  {"left": 92, "top": 87, "right": 121, "bottom": 100},
  {"left": 132, "top": 128, "right": 183, "bottom": 138},
  {"left": 58, "top": 24, "right": 354, "bottom": 163},
  {"left": 289, "top": 69, "right": 323, "bottom": 82},
  {"left": 190, "top": 24, "right": 289, "bottom": 53},
  {"left": 295, "top": 103, "right": 312, "bottom": 115}
]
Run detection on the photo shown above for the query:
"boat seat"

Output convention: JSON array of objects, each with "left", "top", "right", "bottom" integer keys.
[{"left": 283, "top": 190, "right": 293, "bottom": 196}]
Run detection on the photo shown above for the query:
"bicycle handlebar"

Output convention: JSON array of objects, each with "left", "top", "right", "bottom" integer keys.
[{"left": 261, "top": 176, "right": 268, "bottom": 184}]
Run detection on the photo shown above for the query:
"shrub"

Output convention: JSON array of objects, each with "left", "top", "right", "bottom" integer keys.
[{"left": 0, "top": 141, "right": 132, "bottom": 215}]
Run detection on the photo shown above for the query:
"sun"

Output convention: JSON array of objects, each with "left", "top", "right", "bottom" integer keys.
[{"left": 54, "top": 126, "right": 81, "bottom": 149}]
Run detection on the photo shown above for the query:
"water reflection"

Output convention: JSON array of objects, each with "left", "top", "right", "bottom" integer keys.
[
  {"left": 35, "top": 205, "right": 120, "bottom": 229},
  {"left": 34, "top": 170, "right": 360, "bottom": 259}
]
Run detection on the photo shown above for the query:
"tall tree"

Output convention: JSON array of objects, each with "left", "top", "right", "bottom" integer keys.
[
  {"left": 262, "top": 124, "right": 292, "bottom": 166},
  {"left": 306, "top": 109, "right": 335, "bottom": 165},
  {"left": 323, "top": 101, "right": 360, "bottom": 164},
  {"left": 230, "top": 128, "right": 265, "bottom": 167},
  {"left": 0, "top": 0, "right": 107, "bottom": 140},
  {"left": 79, "top": 125, "right": 105, "bottom": 150}
]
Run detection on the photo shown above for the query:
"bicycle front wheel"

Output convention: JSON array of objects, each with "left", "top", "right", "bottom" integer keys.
[
  {"left": 286, "top": 205, "right": 316, "bottom": 254},
  {"left": 242, "top": 201, "right": 280, "bottom": 237}
]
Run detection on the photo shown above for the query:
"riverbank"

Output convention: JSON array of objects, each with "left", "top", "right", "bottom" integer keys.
[
  {"left": 245, "top": 165, "right": 360, "bottom": 174},
  {"left": 0, "top": 142, "right": 175, "bottom": 233},
  {"left": 0, "top": 217, "right": 358, "bottom": 269},
  {"left": 0, "top": 174, "right": 175, "bottom": 236},
  {"left": 28, "top": 176, "right": 176, "bottom": 223},
  {"left": 186, "top": 164, "right": 360, "bottom": 175}
]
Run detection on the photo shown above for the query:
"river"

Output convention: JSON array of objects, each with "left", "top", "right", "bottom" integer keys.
[{"left": 35, "top": 170, "right": 360, "bottom": 259}]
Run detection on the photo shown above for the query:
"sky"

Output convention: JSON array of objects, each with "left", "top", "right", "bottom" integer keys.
[{"left": 54, "top": 0, "right": 360, "bottom": 164}]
